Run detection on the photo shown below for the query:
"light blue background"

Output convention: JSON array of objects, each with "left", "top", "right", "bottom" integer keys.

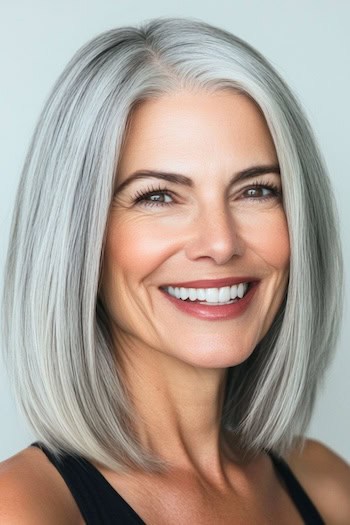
[{"left": 1, "top": 0, "right": 349, "bottom": 461}]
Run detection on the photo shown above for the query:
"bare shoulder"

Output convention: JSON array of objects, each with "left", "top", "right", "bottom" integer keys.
[
  {"left": 285, "top": 438, "right": 350, "bottom": 525},
  {"left": 0, "top": 445, "right": 81, "bottom": 524}
]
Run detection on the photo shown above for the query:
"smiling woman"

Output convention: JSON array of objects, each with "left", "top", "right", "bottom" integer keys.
[
  {"left": 1, "top": 16, "right": 349, "bottom": 525},
  {"left": 101, "top": 92, "right": 290, "bottom": 371}
]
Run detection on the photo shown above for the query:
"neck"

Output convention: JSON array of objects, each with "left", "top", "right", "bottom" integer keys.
[{"left": 116, "top": 334, "right": 235, "bottom": 478}]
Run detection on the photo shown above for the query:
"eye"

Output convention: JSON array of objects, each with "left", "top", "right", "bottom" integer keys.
[
  {"left": 245, "top": 187, "right": 272, "bottom": 198},
  {"left": 133, "top": 186, "right": 175, "bottom": 207},
  {"left": 145, "top": 192, "right": 173, "bottom": 204},
  {"left": 241, "top": 181, "right": 281, "bottom": 201}
]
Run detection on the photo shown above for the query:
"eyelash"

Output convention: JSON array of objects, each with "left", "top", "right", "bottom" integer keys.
[
  {"left": 132, "top": 180, "right": 282, "bottom": 207},
  {"left": 133, "top": 184, "right": 177, "bottom": 207}
]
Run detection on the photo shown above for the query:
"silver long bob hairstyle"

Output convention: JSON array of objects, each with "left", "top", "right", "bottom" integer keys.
[{"left": 2, "top": 16, "right": 343, "bottom": 472}]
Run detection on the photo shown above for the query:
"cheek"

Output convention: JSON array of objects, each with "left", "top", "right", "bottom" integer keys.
[
  {"left": 102, "top": 215, "right": 180, "bottom": 282},
  {"left": 102, "top": 207, "right": 290, "bottom": 287},
  {"left": 244, "top": 209, "right": 290, "bottom": 270}
]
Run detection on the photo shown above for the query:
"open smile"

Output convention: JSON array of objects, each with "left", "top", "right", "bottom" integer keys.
[
  {"left": 162, "top": 282, "right": 250, "bottom": 304},
  {"left": 159, "top": 280, "right": 259, "bottom": 320}
]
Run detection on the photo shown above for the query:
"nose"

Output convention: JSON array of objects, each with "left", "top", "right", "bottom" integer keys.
[{"left": 184, "top": 203, "right": 245, "bottom": 264}]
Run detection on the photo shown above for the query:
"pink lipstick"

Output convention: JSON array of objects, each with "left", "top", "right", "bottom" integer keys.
[{"left": 159, "top": 280, "right": 259, "bottom": 321}]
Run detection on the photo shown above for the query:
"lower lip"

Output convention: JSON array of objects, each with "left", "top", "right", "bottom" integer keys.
[{"left": 159, "top": 282, "right": 259, "bottom": 320}]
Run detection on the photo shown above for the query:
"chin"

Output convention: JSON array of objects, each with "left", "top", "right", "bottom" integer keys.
[{"left": 166, "top": 341, "right": 256, "bottom": 369}]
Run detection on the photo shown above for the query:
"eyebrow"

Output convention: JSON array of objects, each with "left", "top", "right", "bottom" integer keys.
[{"left": 114, "top": 164, "right": 281, "bottom": 193}]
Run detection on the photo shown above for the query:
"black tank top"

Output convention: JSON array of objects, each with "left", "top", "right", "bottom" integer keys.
[{"left": 30, "top": 441, "right": 325, "bottom": 524}]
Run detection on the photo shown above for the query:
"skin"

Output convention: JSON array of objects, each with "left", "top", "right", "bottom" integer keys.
[
  {"left": 100, "top": 90, "right": 290, "bottom": 474},
  {"left": 1, "top": 90, "right": 349, "bottom": 524}
]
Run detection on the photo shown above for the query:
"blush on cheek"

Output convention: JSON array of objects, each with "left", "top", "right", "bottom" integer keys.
[
  {"left": 260, "top": 233, "right": 290, "bottom": 266},
  {"left": 104, "top": 219, "right": 183, "bottom": 280},
  {"left": 245, "top": 211, "right": 290, "bottom": 268}
]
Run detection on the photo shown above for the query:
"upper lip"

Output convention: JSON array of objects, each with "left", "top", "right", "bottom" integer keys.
[{"left": 161, "top": 277, "right": 258, "bottom": 288}]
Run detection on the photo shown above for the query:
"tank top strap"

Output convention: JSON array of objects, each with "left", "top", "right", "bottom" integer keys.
[
  {"left": 31, "top": 441, "right": 145, "bottom": 525},
  {"left": 268, "top": 451, "right": 325, "bottom": 524}
]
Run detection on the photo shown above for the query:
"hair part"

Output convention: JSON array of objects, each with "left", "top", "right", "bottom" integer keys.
[{"left": 2, "top": 16, "right": 343, "bottom": 472}]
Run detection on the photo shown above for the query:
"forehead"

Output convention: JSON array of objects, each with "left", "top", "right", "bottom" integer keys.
[{"left": 118, "top": 90, "right": 277, "bottom": 177}]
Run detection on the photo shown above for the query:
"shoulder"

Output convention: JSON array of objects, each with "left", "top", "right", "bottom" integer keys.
[
  {"left": 0, "top": 445, "right": 81, "bottom": 524},
  {"left": 285, "top": 437, "right": 350, "bottom": 525}
]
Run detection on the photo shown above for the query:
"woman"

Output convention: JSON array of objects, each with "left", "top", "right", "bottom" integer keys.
[{"left": 1, "top": 16, "right": 349, "bottom": 524}]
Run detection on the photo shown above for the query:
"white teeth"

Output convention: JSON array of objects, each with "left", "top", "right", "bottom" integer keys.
[
  {"left": 206, "top": 288, "right": 219, "bottom": 302},
  {"left": 164, "top": 282, "right": 250, "bottom": 303},
  {"left": 237, "top": 283, "right": 245, "bottom": 299},
  {"left": 230, "top": 284, "right": 238, "bottom": 299},
  {"left": 197, "top": 289, "right": 207, "bottom": 301},
  {"left": 219, "top": 286, "right": 231, "bottom": 302},
  {"left": 180, "top": 287, "right": 190, "bottom": 300},
  {"left": 189, "top": 288, "right": 197, "bottom": 301},
  {"left": 174, "top": 287, "right": 181, "bottom": 299}
]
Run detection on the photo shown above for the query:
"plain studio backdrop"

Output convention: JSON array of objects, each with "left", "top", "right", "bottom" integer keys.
[{"left": 0, "top": 0, "right": 349, "bottom": 462}]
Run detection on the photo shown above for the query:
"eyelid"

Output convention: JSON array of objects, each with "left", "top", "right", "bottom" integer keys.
[
  {"left": 133, "top": 184, "right": 175, "bottom": 201},
  {"left": 132, "top": 185, "right": 178, "bottom": 208},
  {"left": 240, "top": 178, "right": 281, "bottom": 190},
  {"left": 228, "top": 179, "right": 281, "bottom": 206},
  {"left": 234, "top": 174, "right": 281, "bottom": 188}
]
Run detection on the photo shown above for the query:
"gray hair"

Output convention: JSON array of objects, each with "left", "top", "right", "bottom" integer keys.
[{"left": 1, "top": 16, "right": 343, "bottom": 472}]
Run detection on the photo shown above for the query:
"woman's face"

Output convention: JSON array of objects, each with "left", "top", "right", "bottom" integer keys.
[{"left": 100, "top": 90, "right": 290, "bottom": 369}]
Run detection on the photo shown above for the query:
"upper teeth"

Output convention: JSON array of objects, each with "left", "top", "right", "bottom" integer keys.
[{"left": 164, "top": 283, "right": 249, "bottom": 303}]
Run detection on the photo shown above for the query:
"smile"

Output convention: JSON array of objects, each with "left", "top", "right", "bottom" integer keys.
[
  {"left": 160, "top": 281, "right": 259, "bottom": 321},
  {"left": 162, "top": 283, "right": 249, "bottom": 304}
]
